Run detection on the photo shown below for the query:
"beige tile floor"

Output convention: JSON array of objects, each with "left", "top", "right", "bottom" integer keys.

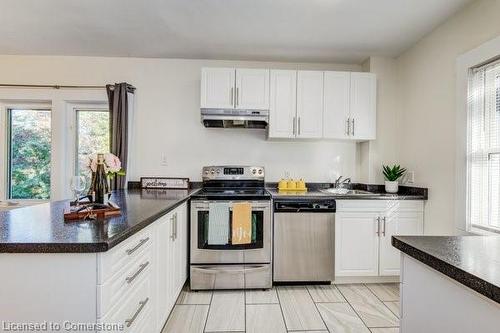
[{"left": 163, "top": 283, "right": 400, "bottom": 333}]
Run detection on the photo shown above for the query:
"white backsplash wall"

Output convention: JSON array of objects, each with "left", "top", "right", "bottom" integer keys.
[{"left": 0, "top": 55, "right": 360, "bottom": 182}]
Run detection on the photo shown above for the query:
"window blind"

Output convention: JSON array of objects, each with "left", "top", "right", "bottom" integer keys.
[{"left": 468, "top": 59, "right": 500, "bottom": 229}]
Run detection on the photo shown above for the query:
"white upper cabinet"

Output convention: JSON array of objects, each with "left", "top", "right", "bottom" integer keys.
[
  {"left": 350, "top": 72, "right": 377, "bottom": 140},
  {"left": 235, "top": 69, "right": 270, "bottom": 110},
  {"left": 296, "top": 71, "right": 324, "bottom": 139},
  {"left": 200, "top": 67, "right": 235, "bottom": 109},
  {"left": 323, "top": 71, "right": 376, "bottom": 140},
  {"left": 323, "top": 71, "right": 351, "bottom": 139},
  {"left": 200, "top": 68, "right": 269, "bottom": 110},
  {"left": 269, "top": 70, "right": 297, "bottom": 138}
]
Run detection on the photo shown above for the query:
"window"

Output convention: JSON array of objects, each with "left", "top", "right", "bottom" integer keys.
[
  {"left": 75, "top": 109, "right": 110, "bottom": 187},
  {"left": 7, "top": 109, "right": 51, "bottom": 199},
  {"left": 467, "top": 59, "right": 500, "bottom": 230}
]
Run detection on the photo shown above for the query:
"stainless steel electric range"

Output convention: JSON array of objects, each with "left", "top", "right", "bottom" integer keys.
[{"left": 189, "top": 166, "right": 272, "bottom": 290}]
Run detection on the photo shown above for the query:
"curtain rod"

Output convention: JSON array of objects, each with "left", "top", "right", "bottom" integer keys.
[
  {"left": 0, "top": 83, "right": 105, "bottom": 89},
  {"left": 0, "top": 83, "right": 136, "bottom": 91}
]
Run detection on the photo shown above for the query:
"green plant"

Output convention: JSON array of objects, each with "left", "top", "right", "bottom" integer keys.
[{"left": 382, "top": 164, "right": 407, "bottom": 182}]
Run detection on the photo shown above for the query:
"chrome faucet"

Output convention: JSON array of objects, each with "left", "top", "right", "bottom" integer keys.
[{"left": 333, "top": 176, "right": 351, "bottom": 188}]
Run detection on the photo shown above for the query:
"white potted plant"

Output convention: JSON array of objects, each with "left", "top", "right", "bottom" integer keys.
[{"left": 382, "top": 164, "right": 406, "bottom": 193}]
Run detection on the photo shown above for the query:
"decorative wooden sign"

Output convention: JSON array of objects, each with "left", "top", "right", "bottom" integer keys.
[{"left": 140, "top": 177, "right": 190, "bottom": 189}]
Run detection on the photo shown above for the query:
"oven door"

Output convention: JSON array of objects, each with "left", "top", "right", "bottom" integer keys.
[{"left": 190, "top": 200, "right": 271, "bottom": 264}]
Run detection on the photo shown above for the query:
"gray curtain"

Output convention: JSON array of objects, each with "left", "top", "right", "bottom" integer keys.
[{"left": 106, "top": 82, "right": 135, "bottom": 190}]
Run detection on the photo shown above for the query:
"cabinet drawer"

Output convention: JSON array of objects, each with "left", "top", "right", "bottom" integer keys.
[
  {"left": 97, "top": 248, "right": 153, "bottom": 317},
  {"left": 190, "top": 264, "right": 271, "bottom": 290},
  {"left": 100, "top": 271, "right": 152, "bottom": 332},
  {"left": 337, "top": 200, "right": 424, "bottom": 212},
  {"left": 98, "top": 226, "right": 154, "bottom": 284}
]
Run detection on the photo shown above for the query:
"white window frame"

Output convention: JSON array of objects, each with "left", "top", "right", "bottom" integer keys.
[
  {"left": 66, "top": 102, "right": 109, "bottom": 197},
  {"left": 456, "top": 35, "right": 500, "bottom": 233},
  {"left": 0, "top": 88, "right": 107, "bottom": 203}
]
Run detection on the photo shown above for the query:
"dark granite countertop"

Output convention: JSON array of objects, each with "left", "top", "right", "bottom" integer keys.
[
  {"left": 266, "top": 183, "right": 427, "bottom": 200},
  {"left": 0, "top": 188, "right": 199, "bottom": 253},
  {"left": 393, "top": 235, "right": 500, "bottom": 304}
]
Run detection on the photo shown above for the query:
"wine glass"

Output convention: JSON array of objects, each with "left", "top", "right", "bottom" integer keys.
[{"left": 70, "top": 176, "right": 86, "bottom": 207}]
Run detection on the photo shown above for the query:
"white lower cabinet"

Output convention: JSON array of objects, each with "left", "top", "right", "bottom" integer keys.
[
  {"left": 335, "top": 200, "right": 424, "bottom": 277},
  {"left": 0, "top": 202, "right": 189, "bottom": 333},
  {"left": 156, "top": 202, "right": 188, "bottom": 331},
  {"left": 98, "top": 202, "right": 188, "bottom": 333}
]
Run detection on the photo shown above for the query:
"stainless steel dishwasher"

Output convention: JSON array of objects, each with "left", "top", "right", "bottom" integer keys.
[{"left": 273, "top": 199, "right": 335, "bottom": 282}]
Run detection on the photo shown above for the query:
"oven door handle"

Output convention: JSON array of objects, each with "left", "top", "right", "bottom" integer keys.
[
  {"left": 193, "top": 266, "right": 245, "bottom": 274},
  {"left": 193, "top": 265, "right": 268, "bottom": 274}
]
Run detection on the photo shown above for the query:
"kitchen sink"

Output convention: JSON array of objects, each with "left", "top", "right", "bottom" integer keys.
[{"left": 319, "top": 188, "right": 381, "bottom": 196}]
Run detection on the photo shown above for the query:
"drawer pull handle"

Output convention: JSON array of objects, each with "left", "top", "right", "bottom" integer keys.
[
  {"left": 126, "top": 237, "right": 150, "bottom": 255},
  {"left": 126, "top": 261, "right": 150, "bottom": 284},
  {"left": 125, "top": 297, "right": 149, "bottom": 328}
]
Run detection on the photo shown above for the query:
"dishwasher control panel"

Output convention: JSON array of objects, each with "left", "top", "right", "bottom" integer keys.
[{"left": 274, "top": 199, "right": 336, "bottom": 213}]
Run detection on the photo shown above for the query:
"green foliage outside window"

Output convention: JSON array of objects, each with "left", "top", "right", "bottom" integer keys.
[{"left": 9, "top": 110, "right": 51, "bottom": 199}]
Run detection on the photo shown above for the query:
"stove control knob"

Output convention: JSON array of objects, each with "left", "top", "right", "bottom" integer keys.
[
  {"left": 258, "top": 169, "right": 263, "bottom": 175},
  {"left": 210, "top": 169, "right": 215, "bottom": 175},
  {"left": 252, "top": 169, "right": 257, "bottom": 174},
  {"left": 204, "top": 170, "right": 209, "bottom": 175},
  {"left": 216, "top": 169, "right": 221, "bottom": 174}
]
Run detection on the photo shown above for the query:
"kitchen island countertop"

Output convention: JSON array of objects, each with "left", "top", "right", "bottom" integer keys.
[
  {"left": 393, "top": 235, "right": 500, "bottom": 304},
  {"left": 0, "top": 188, "right": 199, "bottom": 253}
]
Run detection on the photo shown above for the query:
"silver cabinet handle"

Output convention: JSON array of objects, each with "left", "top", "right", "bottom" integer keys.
[
  {"left": 170, "top": 215, "right": 175, "bottom": 240},
  {"left": 126, "top": 261, "right": 150, "bottom": 284},
  {"left": 346, "top": 117, "right": 350, "bottom": 136},
  {"left": 376, "top": 217, "right": 380, "bottom": 236},
  {"left": 230, "top": 87, "right": 234, "bottom": 106},
  {"left": 382, "top": 216, "right": 386, "bottom": 236},
  {"left": 235, "top": 87, "right": 239, "bottom": 107},
  {"left": 126, "top": 237, "right": 149, "bottom": 255},
  {"left": 125, "top": 297, "right": 149, "bottom": 328},
  {"left": 174, "top": 212, "right": 178, "bottom": 240},
  {"left": 293, "top": 116, "right": 296, "bottom": 135},
  {"left": 351, "top": 118, "right": 355, "bottom": 136},
  {"left": 298, "top": 117, "right": 301, "bottom": 135}
]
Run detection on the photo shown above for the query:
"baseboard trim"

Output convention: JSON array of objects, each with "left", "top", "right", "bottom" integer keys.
[{"left": 333, "top": 275, "right": 400, "bottom": 284}]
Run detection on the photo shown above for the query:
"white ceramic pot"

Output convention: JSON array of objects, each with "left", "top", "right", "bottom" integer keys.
[{"left": 385, "top": 180, "right": 399, "bottom": 193}]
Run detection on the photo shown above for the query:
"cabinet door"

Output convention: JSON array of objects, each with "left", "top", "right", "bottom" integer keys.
[
  {"left": 379, "top": 210, "right": 424, "bottom": 276},
  {"left": 235, "top": 69, "right": 270, "bottom": 110},
  {"left": 156, "top": 214, "right": 172, "bottom": 330},
  {"left": 175, "top": 203, "right": 188, "bottom": 292},
  {"left": 335, "top": 212, "right": 380, "bottom": 276},
  {"left": 269, "top": 70, "right": 297, "bottom": 138},
  {"left": 167, "top": 213, "right": 177, "bottom": 312},
  {"left": 296, "top": 71, "right": 324, "bottom": 138},
  {"left": 350, "top": 73, "right": 376, "bottom": 140},
  {"left": 200, "top": 67, "right": 235, "bottom": 109},
  {"left": 323, "top": 71, "right": 350, "bottom": 139}
]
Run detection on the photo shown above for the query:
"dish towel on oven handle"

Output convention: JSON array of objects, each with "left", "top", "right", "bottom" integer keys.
[
  {"left": 207, "top": 202, "right": 230, "bottom": 245},
  {"left": 232, "top": 202, "right": 252, "bottom": 245}
]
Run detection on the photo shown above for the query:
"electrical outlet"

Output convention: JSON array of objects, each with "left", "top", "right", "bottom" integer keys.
[
  {"left": 160, "top": 153, "right": 168, "bottom": 166},
  {"left": 406, "top": 170, "right": 415, "bottom": 184}
]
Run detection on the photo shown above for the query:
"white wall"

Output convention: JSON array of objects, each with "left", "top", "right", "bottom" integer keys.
[
  {"left": 0, "top": 55, "right": 360, "bottom": 182},
  {"left": 396, "top": 0, "right": 500, "bottom": 234},
  {"left": 357, "top": 56, "right": 399, "bottom": 184}
]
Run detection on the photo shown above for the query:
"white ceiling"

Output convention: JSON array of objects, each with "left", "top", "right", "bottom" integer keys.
[{"left": 0, "top": 0, "right": 472, "bottom": 64}]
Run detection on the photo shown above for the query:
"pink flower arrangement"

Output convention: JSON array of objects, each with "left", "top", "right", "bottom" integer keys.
[{"left": 86, "top": 153, "right": 126, "bottom": 177}]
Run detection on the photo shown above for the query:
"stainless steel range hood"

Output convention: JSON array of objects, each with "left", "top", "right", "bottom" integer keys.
[{"left": 201, "top": 109, "right": 269, "bottom": 129}]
